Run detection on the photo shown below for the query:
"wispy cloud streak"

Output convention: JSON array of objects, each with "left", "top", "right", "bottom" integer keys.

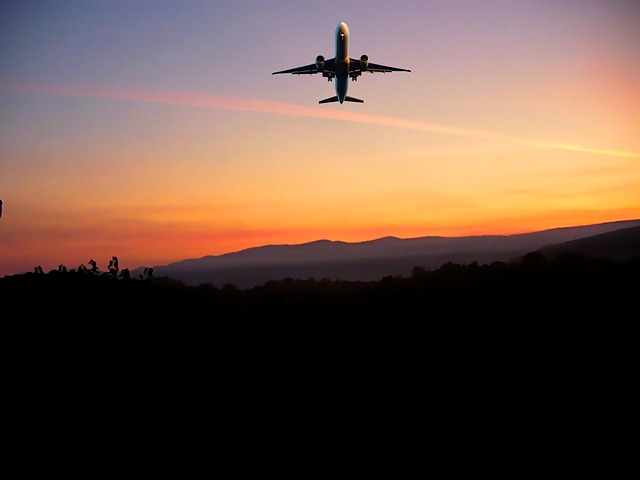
[{"left": 3, "top": 81, "right": 639, "bottom": 158}]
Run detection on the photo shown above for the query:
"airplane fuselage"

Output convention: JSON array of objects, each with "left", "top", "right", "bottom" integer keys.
[{"left": 334, "top": 22, "right": 350, "bottom": 103}]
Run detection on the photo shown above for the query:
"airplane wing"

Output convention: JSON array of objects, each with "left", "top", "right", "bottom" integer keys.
[
  {"left": 349, "top": 58, "right": 411, "bottom": 74},
  {"left": 272, "top": 58, "right": 336, "bottom": 75}
]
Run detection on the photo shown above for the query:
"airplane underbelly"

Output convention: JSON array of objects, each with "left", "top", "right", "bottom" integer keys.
[
  {"left": 335, "top": 59, "right": 349, "bottom": 81},
  {"left": 335, "top": 77, "right": 348, "bottom": 101}
]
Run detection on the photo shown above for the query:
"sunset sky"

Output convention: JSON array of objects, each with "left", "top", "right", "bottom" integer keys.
[{"left": 1, "top": 0, "right": 639, "bottom": 276}]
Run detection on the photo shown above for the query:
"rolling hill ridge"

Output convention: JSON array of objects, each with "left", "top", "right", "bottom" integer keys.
[{"left": 132, "top": 219, "right": 640, "bottom": 289}]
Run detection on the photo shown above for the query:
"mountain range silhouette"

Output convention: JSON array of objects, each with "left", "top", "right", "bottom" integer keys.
[{"left": 131, "top": 219, "right": 640, "bottom": 289}]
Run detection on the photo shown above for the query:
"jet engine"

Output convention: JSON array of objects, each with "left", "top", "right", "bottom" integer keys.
[
  {"left": 315, "top": 55, "right": 325, "bottom": 70},
  {"left": 359, "top": 54, "right": 369, "bottom": 69}
]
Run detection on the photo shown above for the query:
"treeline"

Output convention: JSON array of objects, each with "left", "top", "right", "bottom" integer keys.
[{"left": 1, "top": 251, "right": 638, "bottom": 317}]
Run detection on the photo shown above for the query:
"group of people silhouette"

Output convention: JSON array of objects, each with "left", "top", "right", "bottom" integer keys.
[{"left": 31, "top": 256, "right": 153, "bottom": 280}]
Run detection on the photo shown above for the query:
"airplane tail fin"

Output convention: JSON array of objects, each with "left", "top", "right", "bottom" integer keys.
[{"left": 319, "top": 96, "right": 364, "bottom": 104}]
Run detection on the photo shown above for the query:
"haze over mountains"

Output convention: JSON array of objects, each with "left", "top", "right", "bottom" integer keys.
[{"left": 132, "top": 219, "right": 640, "bottom": 289}]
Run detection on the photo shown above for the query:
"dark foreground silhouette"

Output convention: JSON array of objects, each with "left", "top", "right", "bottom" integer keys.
[
  {"left": 3, "top": 251, "right": 636, "bottom": 412},
  {"left": 2, "top": 251, "right": 638, "bottom": 318}
]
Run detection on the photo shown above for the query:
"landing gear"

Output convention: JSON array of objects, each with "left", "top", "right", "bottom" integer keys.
[{"left": 323, "top": 72, "right": 334, "bottom": 82}]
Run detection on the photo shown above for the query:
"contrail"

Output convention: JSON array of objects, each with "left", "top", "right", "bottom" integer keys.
[{"left": 3, "top": 82, "right": 639, "bottom": 158}]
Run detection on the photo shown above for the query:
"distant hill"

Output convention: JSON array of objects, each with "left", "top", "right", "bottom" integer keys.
[
  {"left": 538, "top": 225, "right": 640, "bottom": 259},
  {"left": 131, "top": 219, "right": 640, "bottom": 289}
]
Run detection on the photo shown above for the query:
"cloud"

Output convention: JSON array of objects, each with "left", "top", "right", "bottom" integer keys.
[{"left": 3, "top": 81, "right": 639, "bottom": 158}]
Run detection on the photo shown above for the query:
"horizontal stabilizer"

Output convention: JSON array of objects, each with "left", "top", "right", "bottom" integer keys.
[
  {"left": 318, "top": 96, "right": 365, "bottom": 104},
  {"left": 319, "top": 96, "right": 340, "bottom": 104}
]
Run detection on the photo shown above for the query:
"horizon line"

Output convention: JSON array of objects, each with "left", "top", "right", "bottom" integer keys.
[{"left": 145, "top": 216, "right": 640, "bottom": 263}]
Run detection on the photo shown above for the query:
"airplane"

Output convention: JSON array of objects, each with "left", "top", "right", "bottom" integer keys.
[{"left": 272, "top": 21, "right": 411, "bottom": 104}]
